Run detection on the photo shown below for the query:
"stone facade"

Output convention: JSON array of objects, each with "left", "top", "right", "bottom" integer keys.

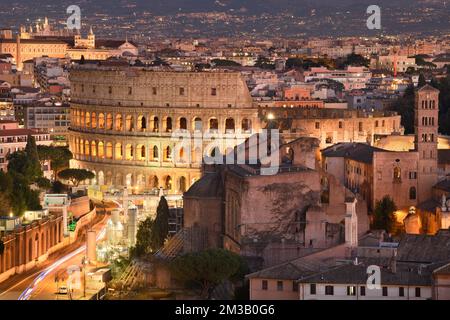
[
  {"left": 0, "top": 213, "right": 64, "bottom": 282},
  {"left": 69, "top": 66, "right": 259, "bottom": 194}
]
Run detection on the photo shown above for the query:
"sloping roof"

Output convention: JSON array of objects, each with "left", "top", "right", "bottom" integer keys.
[
  {"left": 297, "top": 262, "right": 434, "bottom": 286},
  {"left": 0, "top": 129, "right": 39, "bottom": 137},
  {"left": 434, "top": 179, "right": 450, "bottom": 192},
  {"left": 183, "top": 172, "right": 223, "bottom": 198},
  {"left": 322, "top": 143, "right": 389, "bottom": 164},
  {"left": 417, "top": 84, "right": 440, "bottom": 93},
  {"left": 396, "top": 230, "right": 450, "bottom": 263}
]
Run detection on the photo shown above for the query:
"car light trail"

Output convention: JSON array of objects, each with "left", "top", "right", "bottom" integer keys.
[{"left": 18, "top": 224, "right": 108, "bottom": 300}]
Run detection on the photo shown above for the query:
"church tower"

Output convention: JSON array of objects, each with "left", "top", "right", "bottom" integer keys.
[
  {"left": 87, "top": 26, "right": 95, "bottom": 49},
  {"left": 414, "top": 85, "right": 439, "bottom": 203}
]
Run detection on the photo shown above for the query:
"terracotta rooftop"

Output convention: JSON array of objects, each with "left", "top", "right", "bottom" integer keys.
[{"left": 322, "top": 142, "right": 389, "bottom": 164}]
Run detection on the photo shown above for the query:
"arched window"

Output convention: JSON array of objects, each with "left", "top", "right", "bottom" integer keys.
[
  {"left": 165, "top": 146, "right": 172, "bottom": 160},
  {"left": 115, "top": 114, "right": 123, "bottom": 131},
  {"left": 394, "top": 167, "right": 401, "bottom": 181},
  {"left": 106, "top": 113, "right": 113, "bottom": 130},
  {"left": 179, "top": 176, "right": 187, "bottom": 193},
  {"left": 165, "top": 117, "right": 172, "bottom": 132},
  {"left": 225, "top": 118, "right": 235, "bottom": 132},
  {"left": 153, "top": 146, "right": 159, "bottom": 160},
  {"left": 91, "top": 112, "right": 97, "bottom": 128},
  {"left": 106, "top": 143, "right": 113, "bottom": 159},
  {"left": 152, "top": 116, "right": 159, "bottom": 132},
  {"left": 126, "top": 115, "right": 134, "bottom": 132},
  {"left": 137, "top": 145, "right": 145, "bottom": 160},
  {"left": 165, "top": 176, "right": 172, "bottom": 190},
  {"left": 91, "top": 141, "right": 97, "bottom": 157},
  {"left": 85, "top": 112, "right": 91, "bottom": 127},
  {"left": 126, "top": 144, "right": 134, "bottom": 160},
  {"left": 209, "top": 118, "right": 218, "bottom": 130},
  {"left": 138, "top": 115, "right": 146, "bottom": 131},
  {"left": 152, "top": 176, "right": 159, "bottom": 189},
  {"left": 409, "top": 187, "right": 417, "bottom": 200},
  {"left": 193, "top": 117, "right": 202, "bottom": 131},
  {"left": 115, "top": 143, "right": 123, "bottom": 160},
  {"left": 84, "top": 140, "right": 90, "bottom": 156},
  {"left": 98, "top": 142, "right": 104, "bottom": 158},
  {"left": 242, "top": 118, "right": 252, "bottom": 132},
  {"left": 179, "top": 117, "right": 187, "bottom": 130},
  {"left": 98, "top": 113, "right": 105, "bottom": 129}
]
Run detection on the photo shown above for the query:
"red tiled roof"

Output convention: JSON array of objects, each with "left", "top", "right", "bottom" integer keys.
[{"left": 0, "top": 129, "right": 39, "bottom": 137}]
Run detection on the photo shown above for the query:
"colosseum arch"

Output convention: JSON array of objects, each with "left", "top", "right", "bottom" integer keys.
[
  {"left": 85, "top": 112, "right": 91, "bottom": 128},
  {"left": 179, "top": 176, "right": 187, "bottom": 193},
  {"left": 164, "top": 117, "right": 173, "bottom": 133},
  {"left": 115, "top": 114, "right": 123, "bottom": 131},
  {"left": 225, "top": 118, "right": 235, "bottom": 133},
  {"left": 106, "top": 171, "right": 113, "bottom": 185},
  {"left": 91, "top": 112, "right": 97, "bottom": 128},
  {"left": 164, "top": 175, "right": 173, "bottom": 190},
  {"left": 209, "top": 117, "right": 219, "bottom": 131},
  {"left": 116, "top": 173, "right": 124, "bottom": 186},
  {"left": 80, "top": 111, "right": 86, "bottom": 127},
  {"left": 91, "top": 141, "right": 97, "bottom": 157},
  {"left": 126, "top": 173, "right": 133, "bottom": 187},
  {"left": 151, "top": 175, "right": 159, "bottom": 189},
  {"left": 126, "top": 115, "right": 134, "bottom": 132},
  {"left": 79, "top": 139, "right": 84, "bottom": 155},
  {"left": 137, "top": 145, "right": 146, "bottom": 161},
  {"left": 164, "top": 146, "right": 172, "bottom": 161},
  {"left": 106, "top": 142, "right": 113, "bottom": 159},
  {"left": 98, "top": 113, "right": 105, "bottom": 129},
  {"left": 193, "top": 117, "right": 202, "bottom": 131},
  {"left": 106, "top": 113, "right": 113, "bottom": 130},
  {"left": 242, "top": 118, "right": 252, "bottom": 133},
  {"left": 151, "top": 116, "right": 159, "bottom": 132},
  {"left": 179, "top": 117, "right": 187, "bottom": 130},
  {"left": 84, "top": 140, "right": 90, "bottom": 156},
  {"left": 138, "top": 115, "right": 147, "bottom": 132},
  {"left": 152, "top": 145, "right": 159, "bottom": 160},
  {"left": 125, "top": 144, "right": 134, "bottom": 160},
  {"left": 98, "top": 141, "right": 104, "bottom": 158},
  {"left": 98, "top": 171, "right": 105, "bottom": 185},
  {"left": 115, "top": 143, "right": 123, "bottom": 160}
]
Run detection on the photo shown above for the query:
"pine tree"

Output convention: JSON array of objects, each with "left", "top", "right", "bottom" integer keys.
[
  {"left": 24, "top": 135, "right": 42, "bottom": 182},
  {"left": 151, "top": 196, "right": 170, "bottom": 249}
]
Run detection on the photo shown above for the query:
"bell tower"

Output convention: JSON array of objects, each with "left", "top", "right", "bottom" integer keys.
[{"left": 414, "top": 85, "right": 439, "bottom": 203}]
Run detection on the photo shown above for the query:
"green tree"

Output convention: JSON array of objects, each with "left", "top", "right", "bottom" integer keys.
[
  {"left": 131, "top": 217, "right": 155, "bottom": 257},
  {"left": 37, "top": 146, "right": 73, "bottom": 179},
  {"left": 58, "top": 168, "right": 95, "bottom": 187},
  {"left": 372, "top": 195, "right": 397, "bottom": 232},
  {"left": 254, "top": 56, "right": 275, "bottom": 70},
  {"left": 169, "top": 249, "right": 245, "bottom": 299},
  {"left": 24, "top": 135, "right": 42, "bottom": 182},
  {"left": 341, "top": 53, "right": 369, "bottom": 67},
  {"left": 151, "top": 196, "right": 169, "bottom": 250},
  {"left": 211, "top": 59, "right": 241, "bottom": 67}
]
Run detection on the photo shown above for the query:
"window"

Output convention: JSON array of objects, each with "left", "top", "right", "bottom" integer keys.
[
  {"left": 382, "top": 286, "right": 388, "bottom": 296},
  {"left": 360, "top": 286, "right": 366, "bottom": 296},
  {"left": 325, "top": 285, "right": 334, "bottom": 295},
  {"left": 293, "top": 282, "right": 299, "bottom": 292},
  {"left": 409, "top": 172, "right": 417, "bottom": 179},
  {"left": 277, "top": 281, "right": 283, "bottom": 291},
  {"left": 339, "top": 121, "right": 343, "bottom": 129},
  {"left": 128, "top": 87, "right": 132, "bottom": 95},
  {"left": 262, "top": 280, "right": 268, "bottom": 290},
  {"left": 310, "top": 284, "right": 316, "bottom": 295},
  {"left": 108, "top": 86, "right": 112, "bottom": 94},
  {"left": 409, "top": 187, "right": 417, "bottom": 200},
  {"left": 211, "top": 88, "right": 217, "bottom": 96},
  {"left": 347, "top": 286, "right": 356, "bottom": 296},
  {"left": 359, "top": 122, "right": 363, "bottom": 132},
  {"left": 179, "top": 87, "right": 185, "bottom": 95},
  {"left": 415, "top": 287, "right": 421, "bottom": 298},
  {"left": 152, "top": 87, "right": 157, "bottom": 95},
  {"left": 315, "top": 122, "right": 320, "bottom": 129},
  {"left": 399, "top": 287, "right": 405, "bottom": 297}
]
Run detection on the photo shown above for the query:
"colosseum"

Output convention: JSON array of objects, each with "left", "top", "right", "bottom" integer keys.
[
  {"left": 69, "top": 64, "right": 404, "bottom": 195},
  {"left": 68, "top": 65, "right": 260, "bottom": 194}
]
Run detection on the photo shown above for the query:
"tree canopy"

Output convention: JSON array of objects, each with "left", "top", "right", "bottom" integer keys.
[
  {"left": 211, "top": 59, "right": 241, "bottom": 67},
  {"left": 131, "top": 216, "right": 155, "bottom": 257},
  {"left": 58, "top": 168, "right": 95, "bottom": 187},
  {"left": 151, "top": 196, "right": 170, "bottom": 250},
  {"left": 37, "top": 145, "right": 73, "bottom": 179},
  {"left": 372, "top": 195, "right": 397, "bottom": 232},
  {"left": 169, "top": 249, "right": 246, "bottom": 299}
]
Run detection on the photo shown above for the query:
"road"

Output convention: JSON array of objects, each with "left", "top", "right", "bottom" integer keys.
[{"left": 0, "top": 201, "right": 118, "bottom": 300}]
